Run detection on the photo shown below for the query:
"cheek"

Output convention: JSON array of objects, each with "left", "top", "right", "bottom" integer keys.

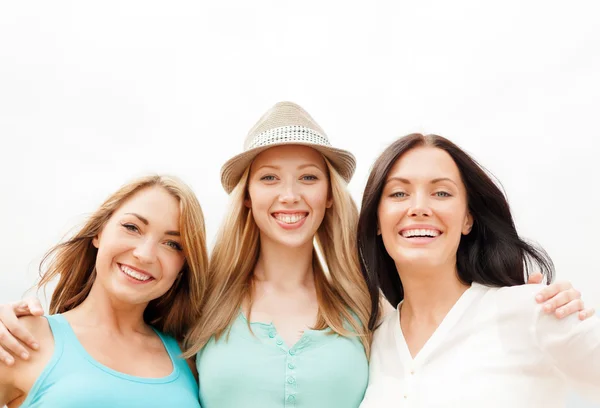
[
  {"left": 437, "top": 206, "right": 468, "bottom": 233},
  {"left": 248, "top": 186, "right": 270, "bottom": 211},
  {"left": 160, "top": 252, "right": 186, "bottom": 281},
  {"left": 95, "top": 238, "right": 125, "bottom": 269},
  {"left": 305, "top": 187, "right": 330, "bottom": 212},
  {"left": 378, "top": 202, "right": 406, "bottom": 231}
]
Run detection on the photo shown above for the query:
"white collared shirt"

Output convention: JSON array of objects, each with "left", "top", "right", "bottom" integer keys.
[{"left": 361, "top": 283, "right": 600, "bottom": 408}]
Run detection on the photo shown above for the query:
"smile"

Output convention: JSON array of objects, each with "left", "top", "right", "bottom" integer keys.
[
  {"left": 400, "top": 228, "right": 441, "bottom": 238},
  {"left": 119, "top": 263, "right": 154, "bottom": 283},
  {"left": 272, "top": 212, "right": 308, "bottom": 224},
  {"left": 271, "top": 212, "right": 309, "bottom": 230}
]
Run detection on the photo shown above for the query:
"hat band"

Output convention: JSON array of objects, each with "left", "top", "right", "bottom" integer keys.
[{"left": 247, "top": 125, "right": 331, "bottom": 150}]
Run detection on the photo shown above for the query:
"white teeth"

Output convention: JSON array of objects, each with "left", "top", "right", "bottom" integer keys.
[
  {"left": 120, "top": 265, "right": 151, "bottom": 282},
  {"left": 274, "top": 213, "right": 307, "bottom": 224},
  {"left": 401, "top": 229, "right": 440, "bottom": 238}
]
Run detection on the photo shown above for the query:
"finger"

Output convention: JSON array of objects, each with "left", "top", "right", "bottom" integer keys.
[
  {"left": 579, "top": 307, "right": 596, "bottom": 321},
  {"left": 527, "top": 272, "right": 544, "bottom": 285},
  {"left": 13, "top": 299, "right": 43, "bottom": 317},
  {"left": 0, "top": 346, "right": 15, "bottom": 366},
  {"left": 0, "top": 320, "right": 33, "bottom": 359},
  {"left": 542, "top": 290, "right": 578, "bottom": 314},
  {"left": 24, "top": 298, "right": 44, "bottom": 316},
  {"left": 0, "top": 305, "right": 39, "bottom": 351},
  {"left": 0, "top": 322, "right": 31, "bottom": 362},
  {"left": 535, "top": 281, "right": 572, "bottom": 303},
  {"left": 555, "top": 299, "right": 585, "bottom": 319}
]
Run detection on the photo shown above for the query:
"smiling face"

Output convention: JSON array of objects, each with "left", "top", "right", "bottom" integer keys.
[
  {"left": 377, "top": 146, "right": 473, "bottom": 271},
  {"left": 92, "top": 186, "right": 186, "bottom": 306},
  {"left": 246, "top": 145, "right": 332, "bottom": 250}
]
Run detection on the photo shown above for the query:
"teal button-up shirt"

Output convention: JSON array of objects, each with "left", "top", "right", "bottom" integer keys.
[{"left": 197, "top": 312, "right": 368, "bottom": 408}]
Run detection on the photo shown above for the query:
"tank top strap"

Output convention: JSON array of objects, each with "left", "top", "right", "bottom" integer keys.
[
  {"left": 153, "top": 329, "right": 187, "bottom": 369},
  {"left": 44, "top": 314, "right": 68, "bottom": 351},
  {"left": 45, "top": 314, "right": 89, "bottom": 353}
]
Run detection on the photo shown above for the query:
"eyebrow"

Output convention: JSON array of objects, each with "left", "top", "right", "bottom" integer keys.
[
  {"left": 256, "top": 164, "right": 325, "bottom": 172},
  {"left": 124, "top": 213, "right": 181, "bottom": 237},
  {"left": 385, "top": 177, "right": 458, "bottom": 187}
]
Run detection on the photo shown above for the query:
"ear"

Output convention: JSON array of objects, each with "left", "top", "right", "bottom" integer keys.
[
  {"left": 326, "top": 197, "right": 333, "bottom": 209},
  {"left": 244, "top": 197, "right": 252, "bottom": 208},
  {"left": 462, "top": 212, "right": 474, "bottom": 235},
  {"left": 377, "top": 219, "right": 381, "bottom": 236},
  {"left": 92, "top": 235, "right": 100, "bottom": 248}
]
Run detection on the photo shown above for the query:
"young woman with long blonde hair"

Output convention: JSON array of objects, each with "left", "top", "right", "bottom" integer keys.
[
  {"left": 182, "top": 101, "right": 373, "bottom": 408},
  {"left": 0, "top": 175, "right": 207, "bottom": 407}
]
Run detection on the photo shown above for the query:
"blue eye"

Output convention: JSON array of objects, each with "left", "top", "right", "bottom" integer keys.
[
  {"left": 166, "top": 241, "right": 183, "bottom": 251},
  {"left": 260, "top": 175, "right": 276, "bottom": 181},
  {"left": 302, "top": 175, "right": 318, "bottom": 181},
  {"left": 391, "top": 191, "right": 407, "bottom": 198},
  {"left": 121, "top": 223, "right": 139, "bottom": 233},
  {"left": 435, "top": 191, "right": 452, "bottom": 197}
]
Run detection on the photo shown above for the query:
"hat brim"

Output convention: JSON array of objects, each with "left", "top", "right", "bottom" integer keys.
[{"left": 220, "top": 141, "right": 356, "bottom": 193}]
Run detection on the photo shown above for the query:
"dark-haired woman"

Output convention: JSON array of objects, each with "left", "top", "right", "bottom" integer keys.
[{"left": 358, "top": 134, "right": 599, "bottom": 407}]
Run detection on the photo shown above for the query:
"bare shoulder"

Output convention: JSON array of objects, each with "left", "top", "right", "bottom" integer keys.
[
  {"left": 19, "top": 316, "right": 52, "bottom": 339},
  {"left": 10, "top": 316, "right": 55, "bottom": 387},
  {"left": 0, "top": 317, "right": 51, "bottom": 405}
]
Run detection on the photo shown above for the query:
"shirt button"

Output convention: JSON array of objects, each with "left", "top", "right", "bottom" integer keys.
[
  {"left": 410, "top": 369, "right": 415, "bottom": 375},
  {"left": 289, "top": 349, "right": 296, "bottom": 355},
  {"left": 287, "top": 395, "right": 296, "bottom": 402},
  {"left": 276, "top": 339, "right": 284, "bottom": 346},
  {"left": 288, "top": 363, "right": 295, "bottom": 369},
  {"left": 268, "top": 331, "right": 276, "bottom": 338},
  {"left": 404, "top": 394, "right": 408, "bottom": 399},
  {"left": 287, "top": 377, "right": 296, "bottom": 384}
]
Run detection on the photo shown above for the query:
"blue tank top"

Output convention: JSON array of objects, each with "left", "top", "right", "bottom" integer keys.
[{"left": 20, "top": 314, "right": 200, "bottom": 408}]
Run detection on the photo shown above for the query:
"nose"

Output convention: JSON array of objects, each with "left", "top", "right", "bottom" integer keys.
[
  {"left": 133, "top": 237, "right": 158, "bottom": 264},
  {"left": 278, "top": 179, "right": 301, "bottom": 204},
  {"left": 408, "top": 192, "right": 433, "bottom": 218}
]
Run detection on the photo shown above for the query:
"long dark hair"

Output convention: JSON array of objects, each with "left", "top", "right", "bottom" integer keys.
[{"left": 358, "top": 134, "right": 554, "bottom": 329}]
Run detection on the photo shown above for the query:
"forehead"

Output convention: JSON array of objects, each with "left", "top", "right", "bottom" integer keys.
[
  {"left": 115, "top": 187, "right": 180, "bottom": 223},
  {"left": 388, "top": 146, "right": 462, "bottom": 182},
  {"left": 251, "top": 145, "right": 327, "bottom": 170}
]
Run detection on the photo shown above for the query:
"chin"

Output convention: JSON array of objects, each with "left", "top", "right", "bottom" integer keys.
[
  {"left": 277, "top": 237, "right": 314, "bottom": 249},
  {"left": 395, "top": 252, "right": 444, "bottom": 268}
]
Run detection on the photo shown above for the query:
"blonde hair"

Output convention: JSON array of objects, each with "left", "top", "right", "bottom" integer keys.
[
  {"left": 38, "top": 175, "right": 208, "bottom": 341},
  {"left": 184, "top": 159, "right": 372, "bottom": 357}
]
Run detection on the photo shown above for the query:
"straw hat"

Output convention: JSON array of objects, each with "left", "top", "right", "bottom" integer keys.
[{"left": 220, "top": 101, "right": 356, "bottom": 193}]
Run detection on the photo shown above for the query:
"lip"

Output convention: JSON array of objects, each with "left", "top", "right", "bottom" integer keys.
[
  {"left": 271, "top": 211, "right": 309, "bottom": 230},
  {"left": 118, "top": 263, "right": 155, "bottom": 284}
]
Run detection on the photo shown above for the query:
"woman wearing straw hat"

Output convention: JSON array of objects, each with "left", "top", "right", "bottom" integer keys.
[{"left": 183, "top": 101, "right": 372, "bottom": 407}]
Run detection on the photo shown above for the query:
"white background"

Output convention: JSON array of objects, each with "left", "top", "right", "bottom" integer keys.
[{"left": 0, "top": 1, "right": 598, "bottom": 406}]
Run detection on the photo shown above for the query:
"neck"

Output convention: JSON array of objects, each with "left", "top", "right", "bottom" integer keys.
[
  {"left": 253, "top": 234, "right": 315, "bottom": 289},
  {"left": 66, "top": 281, "right": 151, "bottom": 335},
  {"left": 397, "top": 262, "right": 470, "bottom": 325}
]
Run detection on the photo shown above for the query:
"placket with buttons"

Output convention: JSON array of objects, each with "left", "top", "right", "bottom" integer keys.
[
  {"left": 284, "top": 347, "right": 298, "bottom": 406},
  {"left": 403, "top": 362, "right": 417, "bottom": 406}
]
